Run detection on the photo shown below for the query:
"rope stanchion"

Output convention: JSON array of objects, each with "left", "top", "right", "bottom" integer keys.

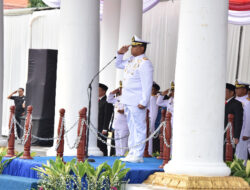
[
  {"left": 160, "top": 112, "right": 172, "bottom": 168},
  {"left": 20, "top": 106, "right": 33, "bottom": 160},
  {"left": 77, "top": 108, "right": 87, "bottom": 162},
  {"left": 144, "top": 110, "right": 151, "bottom": 157},
  {"left": 158, "top": 109, "right": 166, "bottom": 159},
  {"left": 225, "top": 114, "right": 234, "bottom": 162},
  {"left": 56, "top": 109, "right": 65, "bottom": 158},
  {"left": 5, "top": 106, "right": 16, "bottom": 158}
]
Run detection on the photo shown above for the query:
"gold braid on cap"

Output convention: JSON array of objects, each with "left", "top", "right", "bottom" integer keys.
[
  {"left": 235, "top": 80, "right": 246, "bottom": 88},
  {"left": 131, "top": 36, "right": 143, "bottom": 46}
]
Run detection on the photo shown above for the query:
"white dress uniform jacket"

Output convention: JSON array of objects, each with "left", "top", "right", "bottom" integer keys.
[
  {"left": 107, "top": 94, "right": 128, "bottom": 130},
  {"left": 116, "top": 53, "right": 153, "bottom": 107},
  {"left": 156, "top": 95, "right": 174, "bottom": 117},
  {"left": 236, "top": 95, "right": 249, "bottom": 107}
]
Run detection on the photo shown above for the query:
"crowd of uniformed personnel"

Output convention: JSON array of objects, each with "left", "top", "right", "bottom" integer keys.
[
  {"left": 98, "top": 79, "right": 250, "bottom": 162},
  {"left": 97, "top": 35, "right": 250, "bottom": 163}
]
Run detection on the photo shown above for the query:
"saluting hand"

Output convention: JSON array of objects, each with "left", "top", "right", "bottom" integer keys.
[
  {"left": 111, "top": 88, "right": 120, "bottom": 95},
  {"left": 118, "top": 45, "right": 130, "bottom": 54},
  {"left": 161, "top": 89, "right": 169, "bottom": 96}
]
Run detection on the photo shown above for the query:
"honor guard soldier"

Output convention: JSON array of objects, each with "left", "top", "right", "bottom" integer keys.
[
  {"left": 235, "top": 80, "right": 250, "bottom": 160},
  {"left": 116, "top": 35, "right": 153, "bottom": 163},
  {"left": 148, "top": 82, "right": 160, "bottom": 155},
  {"left": 156, "top": 81, "right": 175, "bottom": 124},
  {"left": 98, "top": 83, "right": 114, "bottom": 156},
  {"left": 224, "top": 83, "right": 243, "bottom": 160},
  {"left": 156, "top": 81, "right": 175, "bottom": 155},
  {"left": 107, "top": 81, "right": 129, "bottom": 156}
]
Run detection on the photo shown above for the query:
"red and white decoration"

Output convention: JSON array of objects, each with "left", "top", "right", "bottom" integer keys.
[
  {"left": 42, "top": 0, "right": 160, "bottom": 15},
  {"left": 229, "top": 0, "right": 250, "bottom": 25}
]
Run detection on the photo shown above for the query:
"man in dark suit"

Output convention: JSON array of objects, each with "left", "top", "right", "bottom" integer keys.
[
  {"left": 224, "top": 83, "right": 243, "bottom": 150},
  {"left": 98, "top": 83, "right": 114, "bottom": 156}
]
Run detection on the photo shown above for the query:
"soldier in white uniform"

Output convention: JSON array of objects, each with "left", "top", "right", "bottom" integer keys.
[
  {"left": 107, "top": 83, "right": 129, "bottom": 156},
  {"left": 148, "top": 82, "right": 160, "bottom": 155},
  {"left": 116, "top": 35, "right": 153, "bottom": 163},
  {"left": 156, "top": 81, "right": 175, "bottom": 155},
  {"left": 235, "top": 81, "right": 250, "bottom": 160},
  {"left": 156, "top": 81, "right": 175, "bottom": 122}
]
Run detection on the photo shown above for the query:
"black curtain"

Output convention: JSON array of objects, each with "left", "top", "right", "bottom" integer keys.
[{"left": 25, "top": 49, "right": 58, "bottom": 146}]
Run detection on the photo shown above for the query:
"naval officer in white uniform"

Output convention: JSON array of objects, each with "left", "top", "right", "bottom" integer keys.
[
  {"left": 148, "top": 82, "right": 160, "bottom": 155},
  {"left": 116, "top": 35, "right": 153, "bottom": 163},
  {"left": 235, "top": 81, "right": 250, "bottom": 160},
  {"left": 107, "top": 83, "right": 129, "bottom": 156},
  {"left": 156, "top": 81, "right": 175, "bottom": 120}
]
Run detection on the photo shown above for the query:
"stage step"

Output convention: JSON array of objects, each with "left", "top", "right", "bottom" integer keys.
[
  {"left": 126, "top": 184, "right": 168, "bottom": 190},
  {"left": 0, "top": 175, "right": 38, "bottom": 190}
]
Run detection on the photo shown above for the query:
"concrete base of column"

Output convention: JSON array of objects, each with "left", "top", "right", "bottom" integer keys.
[
  {"left": 144, "top": 172, "right": 249, "bottom": 189},
  {"left": 164, "top": 161, "right": 230, "bottom": 177}
]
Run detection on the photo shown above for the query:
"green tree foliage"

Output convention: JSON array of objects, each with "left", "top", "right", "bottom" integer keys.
[{"left": 28, "top": 0, "right": 47, "bottom": 8}]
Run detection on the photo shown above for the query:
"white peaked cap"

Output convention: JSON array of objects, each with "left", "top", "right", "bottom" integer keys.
[{"left": 131, "top": 35, "right": 150, "bottom": 45}]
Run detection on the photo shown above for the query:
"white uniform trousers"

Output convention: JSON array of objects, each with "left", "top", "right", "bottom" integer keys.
[
  {"left": 125, "top": 105, "right": 147, "bottom": 158},
  {"left": 115, "top": 129, "right": 129, "bottom": 156}
]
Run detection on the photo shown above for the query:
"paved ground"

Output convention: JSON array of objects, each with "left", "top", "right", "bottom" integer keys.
[{"left": 0, "top": 136, "right": 50, "bottom": 156}]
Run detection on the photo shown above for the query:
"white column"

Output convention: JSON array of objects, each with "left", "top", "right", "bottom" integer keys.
[
  {"left": 50, "top": 0, "right": 102, "bottom": 156},
  {"left": 0, "top": 0, "right": 3, "bottom": 138},
  {"left": 164, "top": 0, "right": 230, "bottom": 176},
  {"left": 99, "top": 0, "right": 121, "bottom": 91},
  {"left": 116, "top": 0, "right": 143, "bottom": 85}
]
